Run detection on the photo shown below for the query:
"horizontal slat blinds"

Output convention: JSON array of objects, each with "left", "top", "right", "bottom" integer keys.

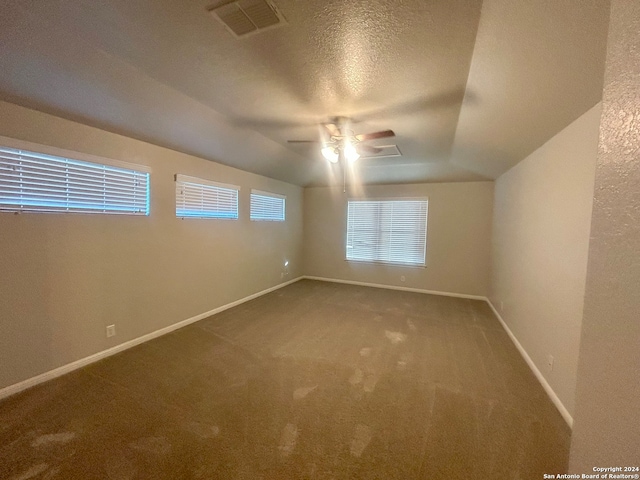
[
  {"left": 175, "top": 174, "right": 239, "bottom": 219},
  {"left": 250, "top": 189, "right": 285, "bottom": 221},
  {"left": 346, "top": 199, "right": 428, "bottom": 266},
  {"left": 0, "top": 146, "right": 149, "bottom": 215}
]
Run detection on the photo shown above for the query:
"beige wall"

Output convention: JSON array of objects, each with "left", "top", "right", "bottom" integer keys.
[
  {"left": 490, "top": 103, "right": 601, "bottom": 419},
  {"left": 569, "top": 0, "right": 640, "bottom": 466},
  {"left": 0, "top": 101, "right": 303, "bottom": 391},
  {"left": 303, "top": 182, "right": 493, "bottom": 297}
]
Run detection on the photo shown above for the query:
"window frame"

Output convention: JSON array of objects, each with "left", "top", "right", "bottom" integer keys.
[
  {"left": 345, "top": 197, "right": 429, "bottom": 267},
  {"left": 250, "top": 189, "right": 286, "bottom": 222},
  {"left": 174, "top": 174, "right": 240, "bottom": 220},
  {"left": 0, "top": 136, "right": 151, "bottom": 216}
]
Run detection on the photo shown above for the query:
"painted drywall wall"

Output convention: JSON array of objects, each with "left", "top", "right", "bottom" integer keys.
[
  {"left": 303, "top": 182, "right": 493, "bottom": 297},
  {"left": 569, "top": 0, "right": 640, "bottom": 467},
  {"left": 490, "top": 103, "right": 601, "bottom": 419},
  {"left": 0, "top": 101, "right": 303, "bottom": 391}
]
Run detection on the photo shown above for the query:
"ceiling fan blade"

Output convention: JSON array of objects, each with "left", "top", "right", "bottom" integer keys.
[
  {"left": 287, "top": 140, "right": 319, "bottom": 143},
  {"left": 355, "top": 129, "right": 395, "bottom": 141},
  {"left": 323, "top": 123, "right": 341, "bottom": 138},
  {"left": 357, "top": 144, "right": 383, "bottom": 155}
]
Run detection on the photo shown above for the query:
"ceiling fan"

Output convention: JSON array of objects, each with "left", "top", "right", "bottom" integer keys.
[{"left": 287, "top": 117, "right": 395, "bottom": 164}]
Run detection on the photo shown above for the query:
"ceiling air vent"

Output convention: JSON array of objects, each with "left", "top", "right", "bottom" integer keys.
[
  {"left": 208, "top": 0, "right": 286, "bottom": 38},
  {"left": 360, "top": 145, "right": 403, "bottom": 159}
]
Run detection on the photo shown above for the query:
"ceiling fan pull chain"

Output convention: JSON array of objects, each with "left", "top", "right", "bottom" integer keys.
[{"left": 343, "top": 161, "right": 346, "bottom": 193}]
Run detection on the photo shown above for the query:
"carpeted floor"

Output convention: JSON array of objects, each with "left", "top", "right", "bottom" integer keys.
[{"left": 0, "top": 279, "right": 570, "bottom": 479}]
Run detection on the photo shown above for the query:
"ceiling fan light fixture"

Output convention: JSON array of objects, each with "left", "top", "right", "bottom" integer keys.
[
  {"left": 321, "top": 146, "right": 339, "bottom": 163},
  {"left": 344, "top": 143, "right": 360, "bottom": 163}
]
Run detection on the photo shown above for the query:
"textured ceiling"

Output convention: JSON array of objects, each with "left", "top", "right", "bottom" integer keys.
[{"left": 0, "top": 0, "right": 610, "bottom": 186}]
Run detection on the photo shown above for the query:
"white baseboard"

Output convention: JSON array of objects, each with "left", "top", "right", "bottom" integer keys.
[
  {"left": 1, "top": 275, "right": 573, "bottom": 430},
  {"left": 486, "top": 300, "right": 573, "bottom": 428},
  {"left": 302, "top": 276, "right": 487, "bottom": 301},
  {"left": 0, "top": 276, "right": 303, "bottom": 401}
]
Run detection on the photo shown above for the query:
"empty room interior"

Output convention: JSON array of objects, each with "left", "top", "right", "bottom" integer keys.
[{"left": 0, "top": 0, "right": 638, "bottom": 479}]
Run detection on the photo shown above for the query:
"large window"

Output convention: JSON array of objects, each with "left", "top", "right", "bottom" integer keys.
[
  {"left": 175, "top": 174, "right": 239, "bottom": 219},
  {"left": 346, "top": 199, "right": 428, "bottom": 266},
  {"left": 250, "top": 189, "right": 285, "bottom": 221},
  {"left": 0, "top": 142, "right": 149, "bottom": 215}
]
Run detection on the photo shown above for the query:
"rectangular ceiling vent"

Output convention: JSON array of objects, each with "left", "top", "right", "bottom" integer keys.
[
  {"left": 208, "top": 0, "right": 287, "bottom": 38},
  {"left": 360, "top": 145, "right": 403, "bottom": 159}
]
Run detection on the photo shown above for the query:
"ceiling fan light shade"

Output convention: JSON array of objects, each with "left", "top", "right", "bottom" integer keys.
[
  {"left": 344, "top": 143, "right": 360, "bottom": 163},
  {"left": 321, "top": 146, "right": 339, "bottom": 163}
]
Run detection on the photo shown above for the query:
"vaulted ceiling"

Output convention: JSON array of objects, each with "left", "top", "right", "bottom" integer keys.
[{"left": 0, "top": 0, "right": 610, "bottom": 186}]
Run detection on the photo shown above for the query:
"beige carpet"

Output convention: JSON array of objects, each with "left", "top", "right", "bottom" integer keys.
[{"left": 0, "top": 279, "right": 570, "bottom": 479}]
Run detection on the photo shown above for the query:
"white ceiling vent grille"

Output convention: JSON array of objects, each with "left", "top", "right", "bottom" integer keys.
[
  {"left": 208, "top": 0, "right": 286, "bottom": 38},
  {"left": 360, "top": 145, "right": 403, "bottom": 159}
]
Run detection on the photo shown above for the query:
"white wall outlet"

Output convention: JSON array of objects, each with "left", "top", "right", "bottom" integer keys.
[
  {"left": 282, "top": 260, "right": 289, "bottom": 278},
  {"left": 400, "top": 275, "right": 406, "bottom": 282},
  {"left": 547, "top": 354, "right": 554, "bottom": 371},
  {"left": 106, "top": 325, "right": 116, "bottom": 338}
]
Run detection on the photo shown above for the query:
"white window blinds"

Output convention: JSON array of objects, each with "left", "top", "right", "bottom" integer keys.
[
  {"left": 175, "top": 174, "right": 239, "bottom": 219},
  {"left": 346, "top": 199, "right": 428, "bottom": 266},
  {"left": 0, "top": 145, "right": 149, "bottom": 215},
  {"left": 250, "top": 190, "right": 285, "bottom": 221}
]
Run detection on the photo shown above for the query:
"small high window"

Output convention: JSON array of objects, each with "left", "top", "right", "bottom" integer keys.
[
  {"left": 0, "top": 142, "right": 150, "bottom": 215},
  {"left": 175, "top": 174, "right": 239, "bottom": 219},
  {"left": 250, "top": 189, "right": 285, "bottom": 221}
]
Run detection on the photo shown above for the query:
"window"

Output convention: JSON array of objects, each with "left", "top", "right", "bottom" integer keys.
[
  {"left": 175, "top": 174, "right": 239, "bottom": 219},
  {"left": 250, "top": 189, "right": 285, "bottom": 221},
  {"left": 346, "top": 199, "right": 428, "bottom": 266},
  {"left": 0, "top": 142, "right": 149, "bottom": 215}
]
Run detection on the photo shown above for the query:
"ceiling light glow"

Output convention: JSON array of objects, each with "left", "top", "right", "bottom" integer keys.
[
  {"left": 322, "top": 146, "right": 339, "bottom": 163},
  {"left": 344, "top": 143, "right": 360, "bottom": 163}
]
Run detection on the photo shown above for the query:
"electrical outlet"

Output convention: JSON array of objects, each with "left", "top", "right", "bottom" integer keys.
[
  {"left": 400, "top": 276, "right": 406, "bottom": 282},
  {"left": 547, "top": 354, "right": 554, "bottom": 371},
  {"left": 106, "top": 325, "right": 116, "bottom": 338},
  {"left": 280, "top": 272, "right": 284, "bottom": 278}
]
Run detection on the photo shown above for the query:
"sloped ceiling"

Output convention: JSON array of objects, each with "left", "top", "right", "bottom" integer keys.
[{"left": 0, "top": 0, "right": 610, "bottom": 186}]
